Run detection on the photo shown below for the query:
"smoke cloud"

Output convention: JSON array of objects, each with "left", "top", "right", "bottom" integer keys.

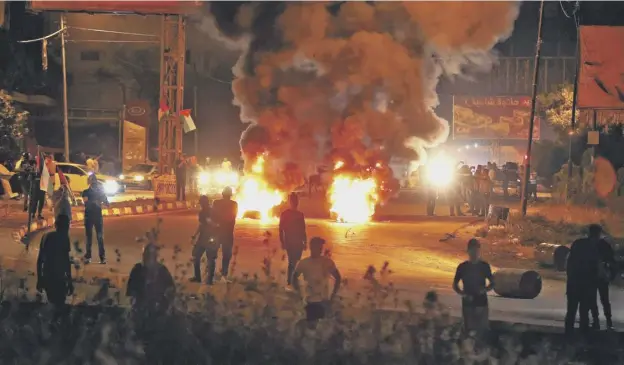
[{"left": 203, "top": 1, "right": 520, "bottom": 196}]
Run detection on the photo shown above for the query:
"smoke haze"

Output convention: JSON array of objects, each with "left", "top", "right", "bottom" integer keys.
[{"left": 201, "top": 1, "right": 520, "bottom": 195}]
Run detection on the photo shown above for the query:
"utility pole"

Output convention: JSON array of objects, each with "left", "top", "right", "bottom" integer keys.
[
  {"left": 520, "top": 0, "right": 545, "bottom": 217},
  {"left": 566, "top": 6, "right": 581, "bottom": 202},
  {"left": 193, "top": 85, "right": 198, "bottom": 157},
  {"left": 60, "top": 14, "right": 70, "bottom": 161}
]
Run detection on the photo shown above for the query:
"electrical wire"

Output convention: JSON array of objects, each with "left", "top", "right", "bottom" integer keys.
[
  {"left": 205, "top": 73, "right": 232, "bottom": 85},
  {"left": 70, "top": 26, "right": 158, "bottom": 37},
  {"left": 66, "top": 40, "right": 160, "bottom": 44},
  {"left": 17, "top": 27, "right": 67, "bottom": 43}
]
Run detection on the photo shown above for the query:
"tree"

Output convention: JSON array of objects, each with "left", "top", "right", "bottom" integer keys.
[
  {"left": 0, "top": 90, "right": 29, "bottom": 159},
  {"left": 537, "top": 83, "right": 580, "bottom": 135}
]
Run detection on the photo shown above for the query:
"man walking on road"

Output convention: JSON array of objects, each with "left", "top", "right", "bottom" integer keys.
[
  {"left": 589, "top": 225, "right": 616, "bottom": 330},
  {"left": 190, "top": 195, "right": 218, "bottom": 284},
  {"left": 279, "top": 193, "right": 307, "bottom": 287},
  {"left": 453, "top": 238, "right": 494, "bottom": 337},
  {"left": 211, "top": 186, "right": 238, "bottom": 282},
  {"left": 293, "top": 237, "right": 342, "bottom": 323},
  {"left": 565, "top": 224, "right": 602, "bottom": 336},
  {"left": 36, "top": 214, "right": 74, "bottom": 319},
  {"left": 82, "top": 174, "right": 109, "bottom": 264}
]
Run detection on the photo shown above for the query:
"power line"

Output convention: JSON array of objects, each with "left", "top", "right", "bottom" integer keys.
[
  {"left": 70, "top": 26, "right": 158, "bottom": 37},
  {"left": 17, "top": 27, "right": 67, "bottom": 43}
]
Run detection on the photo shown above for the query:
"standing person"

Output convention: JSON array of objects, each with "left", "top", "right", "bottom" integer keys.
[
  {"left": 565, "top": 224, "right": 602, "bottom": 336},
  {"left": 448, "top": 172, "right": 465, "bottom": 217},
  {"left": 0, "top": 162, "right": 18, "bottom": 199},
  {"left": 190, "top": 195, "right": 217, "bottom": 283},
  {"left": 279, "top": 193, "right": 307, "bottom": 288},
  {"left": 18, "top": 153, "right": 33, "bottom": 211},
  {"left": 292, "top": 237, "right": 342, "bottom": 322},
  {"left": 480, "top": 169, "right": 492, "bottom": 217},
  {"left": 127, "top": 243, "right": 176, "bottom": 314},
  {"left": 175, "top": 154, "right": 187, "bottom": 201},
  {"left": 452, "top": 239, "right": 494, "bottom": 337},
  {"left": 502, "top": 167, "right": 510, "bottom": 199},
  {"left": 29, "top": 160, "right": 46, "bottom": 221},
  {"left": 211, "top": 186, "right": 238, "bottom": 282},
  {"left": 590, "top": 226, "right": 616, "bottom": 330},
  {"left": 82, "top": 174, "right": 109, "bottom": 264},
  {"left": 52, "top": 184, "right": 72, "bottom": 222},
  {"left": 36, "top": 214, "right": 74, "bottom": 318}
]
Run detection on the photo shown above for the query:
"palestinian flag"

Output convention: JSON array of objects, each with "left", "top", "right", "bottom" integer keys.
[{"left": 180, "top": 109, "right": 196, "bottom": 133}]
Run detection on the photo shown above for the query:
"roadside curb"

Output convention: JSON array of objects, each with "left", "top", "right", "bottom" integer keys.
[{"left": 13, "top": 200, "right": 197, "bottom": 243}]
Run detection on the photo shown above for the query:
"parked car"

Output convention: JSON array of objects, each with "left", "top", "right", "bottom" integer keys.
[
  {"left": 55, "top": 163, "right": 125, "bottom": 196},
  {"left": 119, "top": 163, "right": 157, "bottom": 190}
]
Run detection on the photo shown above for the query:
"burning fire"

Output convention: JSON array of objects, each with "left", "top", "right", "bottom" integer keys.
[
  {"left": 329, "top": 174, "right": 379, "bottom": 224},
  {"left": 235, "top": 156, "right": 284, "bottom": 221}
]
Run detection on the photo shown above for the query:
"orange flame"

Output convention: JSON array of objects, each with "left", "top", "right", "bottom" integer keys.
[
  {"left": 329, "top": 174, "right": 379, "bottom": 223},
  {"left": 236, "top": 156, "right": 285, "bottom": 222}
]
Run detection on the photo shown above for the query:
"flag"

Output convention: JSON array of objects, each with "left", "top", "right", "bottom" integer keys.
[
  {"left": 158, "top": 99, "right": 170, "bottom": 122},
  {"left": 57, "top": 166, "right": 68, "bottom": 186},
  {"left": 180, "top": 109, "right": 196, "bottom": 133},
  {"left": 40, "top": 160, "right": 50, "bottom": 193}
]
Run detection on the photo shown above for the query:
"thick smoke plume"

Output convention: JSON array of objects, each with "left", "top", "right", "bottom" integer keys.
[{"left": 202, "top": 1, "right": 520, "bottom": 197}]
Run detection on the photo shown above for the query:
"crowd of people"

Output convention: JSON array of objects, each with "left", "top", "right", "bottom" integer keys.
[{"left": 424, "top": 161, "right": 537, "bottom": 217}]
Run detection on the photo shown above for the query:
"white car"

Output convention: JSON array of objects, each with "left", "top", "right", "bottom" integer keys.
[
  {"left": 119, "top": 163, "right": 157, "bottom": 190},
  {"left": 55, "top": 163, "right": 125, "bottom": 196}
]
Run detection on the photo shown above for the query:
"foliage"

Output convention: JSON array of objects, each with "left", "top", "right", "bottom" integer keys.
[
  {"left": 531, "top": 140, "right": 567, "bottom": 181},
  {"left": 0, "top": 90, "right": 29, "bottom": 159},
  {"left": 537, "top": 83, "right": 578, "bottom": 134}
]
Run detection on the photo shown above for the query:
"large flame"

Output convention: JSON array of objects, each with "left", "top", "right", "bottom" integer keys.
[
  {"left": 329, "top": 171, "right": 379, "bottom": 224},
  {"left": 235, "top": 156, "right": 285, "bottom": 221}
]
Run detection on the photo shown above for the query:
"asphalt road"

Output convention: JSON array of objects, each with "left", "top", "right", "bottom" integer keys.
[{"left": 5, "top": 210, "right": 624, "bottom": 329}]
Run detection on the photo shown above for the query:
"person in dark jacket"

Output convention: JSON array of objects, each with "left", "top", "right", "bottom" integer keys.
[
  {"left": 590, "top": 227, "right": 617, "bottom": 330},
  {"left": 211, "top": 187, "right": 238, "bottom": 282},
  {"left": 279, "top": 193, "right": 307, "bottom": 287},
  {"left": 565, "top": 224, "right": 602, "bottom": 335},
  {"left": 127, "top": 243, "right": 175, "bottom": 314},
  {"left": 190, "top": 195, "right": 218, "bottom": 283},
  {"left": 36, "top": 214, "right": 74, "bottom": 318},
  {"left": 82, "top": 174, "right": 109, "bottom": 264},
  {"left": 175, "top": 154, "right": 187, "bottom": 201}
]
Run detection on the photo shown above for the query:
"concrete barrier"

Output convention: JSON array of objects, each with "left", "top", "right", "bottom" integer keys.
[
  {"left": 493, "top": 269, "right": 542, "bottom": 299},
  {"left": 534, "top": 243, "right": 570, "bottom": 272}
]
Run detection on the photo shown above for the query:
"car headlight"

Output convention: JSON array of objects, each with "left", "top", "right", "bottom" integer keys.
[
  {"left": 119, "top": 174, "right": 125, "bottom": 179},
  {"left": 103, "top": 180, "right": 120, "bottom": 195},
  {"left": 197, "top": 172, "right": 210, "bottom": 185},
  {"left": 134, "top": 175, "right": 145, "bottom": 182}
]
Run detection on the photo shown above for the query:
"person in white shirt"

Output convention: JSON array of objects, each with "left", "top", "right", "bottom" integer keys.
[{"left": 0, "top": 163, "right": 18, "bottom": 199}]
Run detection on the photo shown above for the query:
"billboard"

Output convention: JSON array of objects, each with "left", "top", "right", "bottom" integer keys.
[
  {"left": 29, "top": 1, "right": 200, "bottom": 15},
  {"left": 452, "top": 96, "right": 540, "bottom": 140},
  {"left": 579, "top": 26, "right": 624, "bottom": 109},
  {"left": 122, "top": 121, "right": 147, "bottom": 172}
]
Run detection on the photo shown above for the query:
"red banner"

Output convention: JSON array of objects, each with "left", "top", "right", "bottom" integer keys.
[
  {"left": 452, "top": 96, "right": 540, "bottom": 140},
  {"left": 579, "top": 26, "right": 624, "bottom": 109},
  {"left": 29, "top": 1, "right": 200, "bottom": 15}
]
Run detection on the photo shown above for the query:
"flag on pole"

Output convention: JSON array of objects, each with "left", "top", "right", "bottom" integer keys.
[
  {"left": 180, "top": 109, "right": 196, "bottom": 133},
  {"left": 40, "top": 159, "right": 50, "bottom": 193},
  {"left": 158, "top": 99, "right": 170, "bottom": 122},
  {"left": 57, "top": 166, "right": 68, "bottom": 186}
]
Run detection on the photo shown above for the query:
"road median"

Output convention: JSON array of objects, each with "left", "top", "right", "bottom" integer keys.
[{"left": 13, "top": 199, "right": 198, "bottom": 244}]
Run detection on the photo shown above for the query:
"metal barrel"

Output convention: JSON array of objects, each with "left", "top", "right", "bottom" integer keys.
[
  {"left": 492, "top": 269, "right": 542, "bottom": 299},
  {"left": 534, "top": 243, "right": 570, "bottom": 272}
]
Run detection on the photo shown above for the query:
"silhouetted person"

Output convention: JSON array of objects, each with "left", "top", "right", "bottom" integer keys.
[
  {"left": 211, "top": 186, "right": 238, "bottom": 282},
  {"left": 17, "top": 153, "right": 33, "bottom": 211},
  {"left": 127, "top": 243, "right": 175, "bottom": 314},
  {"left": 29, "top": 161, "right": 45, "bottom": 220},
  {"left": 175, "top": 154, "right": 187, "bottom": 201},
  {"left": 565, "top": 224, "right": 602, "bottom": 335},
  {"left": 190, "top": 195, "right": 217, "bottom": 283},
  {"left": 590, "top": 226, "right": 616, "bottom": 330},
  {"left": 448, "top": 172, "right": 465, "bottom": 217},
  {"left": 36, "top": 214, "right": 74, "bottom": 319},
  {"left": 453, "top": 239, "right": 493, "bottom": 337},
  {"left": 293, "top": 237, "right": 341, "bottom": 323},
  {"left": 279, "top": 193, "right": 307, "bottom": 287},
  {"left": 82, "top": 174, "right": 109, "bottom": 264}
]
